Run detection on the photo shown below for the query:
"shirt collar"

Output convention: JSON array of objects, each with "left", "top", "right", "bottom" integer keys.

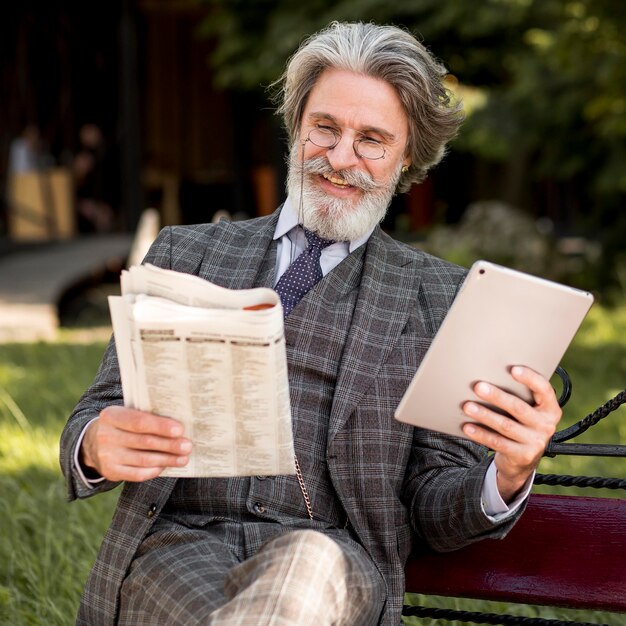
[{"left": 273, "top": 195, "right": 376, "bottom": 252}]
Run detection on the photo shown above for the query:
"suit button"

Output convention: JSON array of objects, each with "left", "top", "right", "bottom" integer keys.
[
  {"left": 253, "top": 502, "right": 266, "bottom": 514},
  {"left": 147, "top": 503, "right": 157, "bottom": 518}
]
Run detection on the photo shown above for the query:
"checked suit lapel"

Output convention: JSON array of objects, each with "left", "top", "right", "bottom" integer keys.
[
  {"left": 192, "top": 212, "right": 422, "bottom": 443},
  {"left": 328, "top": 228, "right": 423, "bottom": 443},
  {"left": 197, "top": 211, "right": 279, "bottom": 290}
]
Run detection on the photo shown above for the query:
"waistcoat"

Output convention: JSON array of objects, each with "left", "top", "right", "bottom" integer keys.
[{"left": 161, "top": 243, "right": 367, "bottom": 548}]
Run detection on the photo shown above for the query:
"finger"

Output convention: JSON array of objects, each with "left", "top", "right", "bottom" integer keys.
[
  {"left": 100, "top": 405, "right": 185, "bottom": 438},
  {"left": 100, "top": 464, "right": 170, "bottom": 483},
  {"left": 120, "top": 467, "right": 165, "bottom": 483},
  {"left": 119, "top": 431, "right": 192, "bottom": 456},
  {"left": 462, "top": 420, "right": 520, "bottom": 454},
  {"left": 102, "top": 447, "right": 190, "bottom": 470},
  {"left": 97, "top": 448, "right": 189, "bottom": 482},
  {"left": 462, "top": 417, "right": 546, "bottom": 466},
  {"left": 471, "top": 381, "right": 535, "bottom": 426},
  {"left": 511, "top": 366, "right": 561, "bottom": 411},
  {"left": 94, "top": 417, "right": 191, "bottom": 455},
  {"left": 463, "top": 400, "right": 528, "bottom": 444}
]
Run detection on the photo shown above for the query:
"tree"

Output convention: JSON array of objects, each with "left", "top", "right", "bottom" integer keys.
[{"left": 198, "top": 0, "right": 626, "bottom": 289}]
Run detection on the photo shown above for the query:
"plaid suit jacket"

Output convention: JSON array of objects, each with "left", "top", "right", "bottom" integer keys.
[{"left": 60, "top": 210, "right": 525, "bottom": 626}]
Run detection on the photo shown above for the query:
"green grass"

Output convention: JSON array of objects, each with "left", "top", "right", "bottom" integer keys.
[
  {"left": 534, "top": 301, "right": 626, "bottom": 498},
  {"left": 0, "top": 302, "right": 624, "bottom": 625},
  {"left": 0, "top": 334, "right": 118, "bottom": 624}
]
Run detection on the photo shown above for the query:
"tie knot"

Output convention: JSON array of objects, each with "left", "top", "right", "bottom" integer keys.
[{"left": 304, "top": 228, "right": 335, "bottom": 251}]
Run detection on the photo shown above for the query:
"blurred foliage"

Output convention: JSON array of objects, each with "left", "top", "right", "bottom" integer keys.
[
  {"left": 424, "top": 201, "right": 560, "bottom": 277},
  {"left": 198, "top": 0, "right": 626, "bottom": 195},
  {"left": 197, "top": 0, "right": 626, "bottom": 289},
  {"left": 421, "top": 200, "right": 603, "bottom": 293}
]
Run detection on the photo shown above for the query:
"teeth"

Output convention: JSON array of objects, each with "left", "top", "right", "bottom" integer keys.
[{"left": 323, "top": 173, "right": 350, "bottom": 187}]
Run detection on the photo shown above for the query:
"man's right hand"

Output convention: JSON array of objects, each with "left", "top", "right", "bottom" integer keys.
[{"left": 80, "top": 405, "right": 192, "bottom": 482}]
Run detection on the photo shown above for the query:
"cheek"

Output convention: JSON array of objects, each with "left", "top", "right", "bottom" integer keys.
[
  {"left": 301, "top": 142, "right": 325, "bottom": 160},
  {"left": 378, "top": 160, "right": 403, "bottom": 187},
  {"left": 367, "top": 163, "right": 393, "bottom": 186}
]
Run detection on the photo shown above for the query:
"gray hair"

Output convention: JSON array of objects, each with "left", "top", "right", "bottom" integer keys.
[{"left": 272, "top": 21, "right": 464, "bottom": 192}]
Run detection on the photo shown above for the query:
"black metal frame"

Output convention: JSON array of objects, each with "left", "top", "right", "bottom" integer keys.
[
  {"left": 402, "top": 605, "right": 610, "bottom": 626},
  {"left": 546, "top": 367, "right": 626, "bottom": 458},
  {"left": 403, "top": 368, "right": 626, "bottom": 625}
]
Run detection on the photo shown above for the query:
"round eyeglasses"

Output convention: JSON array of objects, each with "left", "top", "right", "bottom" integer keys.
[{"left": 306, "top": 127, "right": 386, "bottom": 161}]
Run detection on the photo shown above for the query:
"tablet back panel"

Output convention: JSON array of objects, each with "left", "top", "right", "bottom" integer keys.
[{"left": 394, "top": 260, "right": 594, "bottom": 438}]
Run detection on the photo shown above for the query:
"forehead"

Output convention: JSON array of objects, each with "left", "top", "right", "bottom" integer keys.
[{"left": 302, "top": 68, "right": 409, "bottom": 141}]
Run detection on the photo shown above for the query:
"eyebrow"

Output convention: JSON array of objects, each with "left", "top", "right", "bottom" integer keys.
[{"left": 306, "top": 111, "right": 397, "bottom": 143}]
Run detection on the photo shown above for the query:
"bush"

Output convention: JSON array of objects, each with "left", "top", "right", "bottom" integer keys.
[{"left": 421, "top": 200, "right": 602, "bottom": 290}]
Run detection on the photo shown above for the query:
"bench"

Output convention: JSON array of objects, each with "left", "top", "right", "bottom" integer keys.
[
  {"left": 404, "top": 494, "right": 626, "bottom": 625},
  {"left": 403, "top": 382, "right": 626, "bottom": 625}
]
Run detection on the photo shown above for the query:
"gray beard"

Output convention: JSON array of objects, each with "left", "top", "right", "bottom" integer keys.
[{"left": 286, "top": 146, "right": 402, "bottom": 241}]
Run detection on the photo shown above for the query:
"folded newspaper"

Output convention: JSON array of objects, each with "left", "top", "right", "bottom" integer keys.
[{"left": 108, "top": 263, "right": 296, "bottom": 478}]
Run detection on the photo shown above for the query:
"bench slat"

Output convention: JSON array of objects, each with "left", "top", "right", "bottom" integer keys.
[{"left": 405, "top": 494, "right": 626, "bottom": 612}]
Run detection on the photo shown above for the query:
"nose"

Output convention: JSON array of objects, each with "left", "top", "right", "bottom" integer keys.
[{"left": 325, "top": 134, "right": 361, "bottom": 171}]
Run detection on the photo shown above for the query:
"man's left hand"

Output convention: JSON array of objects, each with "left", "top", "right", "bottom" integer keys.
[{"left": 462, "top": 366, "right": 562, "bottom": 503}]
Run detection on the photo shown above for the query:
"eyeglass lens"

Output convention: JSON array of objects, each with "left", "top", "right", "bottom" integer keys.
[{"left": 307, "top": 128, "right": 385, "bottom": 160}]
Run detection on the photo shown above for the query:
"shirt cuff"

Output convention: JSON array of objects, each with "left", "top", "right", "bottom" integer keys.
[
  {"left": 481, "top": 459, "right": 534, "bottom": 521},
  {"left": 73, "top": 417, "right": 106, "bottom": 489}
]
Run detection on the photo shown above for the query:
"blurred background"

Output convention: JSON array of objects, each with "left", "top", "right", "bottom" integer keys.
[
  {"left": 2, "top": 0, "right": 626, "bottom": 322},
  {"left": 1, "top": 4, "right": 625, "bottom": 624}
]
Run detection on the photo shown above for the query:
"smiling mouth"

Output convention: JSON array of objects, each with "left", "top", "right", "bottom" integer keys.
[{"left": 322, "top": 172, "right": 353, "bottom": 188}]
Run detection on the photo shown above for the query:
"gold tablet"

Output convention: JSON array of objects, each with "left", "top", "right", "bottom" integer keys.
[{"left": 394, "top": 260, "right": 594, "bottom": 438}]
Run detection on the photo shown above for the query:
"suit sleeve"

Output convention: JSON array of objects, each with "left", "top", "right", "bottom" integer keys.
[
  {"left": 403, "top": 428, "right": 526, "bottom": 552},
  {"left": 399, "top": 261, "right": 527, "bottom": 552},
  {"left": 59, "top": 227, "right": 175, "bottom": 501}
]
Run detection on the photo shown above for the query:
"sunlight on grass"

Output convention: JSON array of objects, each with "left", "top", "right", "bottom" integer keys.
[
  {"left": 0, "top": 387, "right": 31, "bottom": 431},
  {"left": 0, "top": 304, "right": 624, "bottom": 624},
  {"left": 0, "top": 469, "right": 118, "bottom": 623},
  {"left": 576, "top": 303, "right": 626, "bottom": 348},
  {"left": 0, "top": 336, "right": 115, "bottom": 624},
  {"left": 0, "top": 425, "right": 60, "bottom": 474}
]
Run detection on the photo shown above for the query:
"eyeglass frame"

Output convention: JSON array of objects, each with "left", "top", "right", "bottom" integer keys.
[{"left": 305, "top": 126, "right": 387, "bottom": 161}]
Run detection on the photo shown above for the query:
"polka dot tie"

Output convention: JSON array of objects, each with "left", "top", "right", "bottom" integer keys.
[{"left": 275, "top": 228, "right": 336, "bottom": 317}]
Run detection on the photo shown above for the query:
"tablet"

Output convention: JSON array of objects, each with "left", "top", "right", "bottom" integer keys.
[{"left": 394, "top": 260, "right": 594, "bottom": 438}]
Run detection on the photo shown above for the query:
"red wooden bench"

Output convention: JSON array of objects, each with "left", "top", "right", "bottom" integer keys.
[
  {"left": 404, "top": 494, "right": 626, "bottom": 624},
  {"left": 403, "top": 383, "right": 626, "bottom": 625}
]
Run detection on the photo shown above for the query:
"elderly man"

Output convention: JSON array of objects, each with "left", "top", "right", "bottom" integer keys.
[{"left": 60, "top": 21, "right": 561, "bottom": 626}]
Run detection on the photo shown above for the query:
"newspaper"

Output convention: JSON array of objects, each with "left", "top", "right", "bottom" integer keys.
[{"left": 108, "top": 263, "right": 296, "bottom": 478}]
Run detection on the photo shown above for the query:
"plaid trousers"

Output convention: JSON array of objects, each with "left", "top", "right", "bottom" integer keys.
[{"left": 117, "top": 519, "right": 384, "bottom": 626}]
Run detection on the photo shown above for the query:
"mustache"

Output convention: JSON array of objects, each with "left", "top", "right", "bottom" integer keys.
[{"left": 295, "top": 155, "right": 384, "bottom": 193}]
